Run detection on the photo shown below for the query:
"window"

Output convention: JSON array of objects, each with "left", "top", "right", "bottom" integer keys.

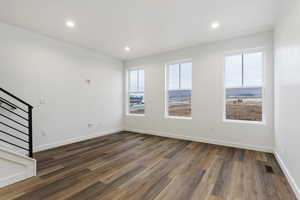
[
  {"left": 166, "top": 61, "right": 192, "bottom": 118},
  {"left": 224, "top": 50, "right": 264, "bottom": 122},
  {"left": 127, "top": 68, "right": 145, "bottom": 115}
]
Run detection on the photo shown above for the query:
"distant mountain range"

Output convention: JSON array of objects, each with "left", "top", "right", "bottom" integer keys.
[
  {"left": 168, "top": 90, "right": 191, "bottom": 99},
  {"left": 226, "top": 87, "right": 262, "bottom": 98},
  {"left": 166, "top": 88, "right": 262, "bottom": 99}
]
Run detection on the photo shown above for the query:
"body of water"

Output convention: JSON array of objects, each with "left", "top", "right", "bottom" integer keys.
[{"left": 226, "top": 87, "right": 262, "bottom": 99}]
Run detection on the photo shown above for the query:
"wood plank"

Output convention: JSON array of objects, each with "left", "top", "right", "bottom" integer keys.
[{"left": 0, "top": 131, "right": 296, "bottom": 200}]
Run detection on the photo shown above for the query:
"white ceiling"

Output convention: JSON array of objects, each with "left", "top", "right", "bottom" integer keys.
[{"left": 0, "top": 0, "right": 282, "bottom": 60}]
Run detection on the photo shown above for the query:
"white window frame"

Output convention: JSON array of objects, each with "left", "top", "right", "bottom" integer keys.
[
  {"left": 126, "top": 67, "right": 145, "bottom": 116},
  {"left": 223, "top": 48, "right": 266, "bottom": 125},
  {"left": 165, "top": 59, "right": 192, "bottom": 120}
]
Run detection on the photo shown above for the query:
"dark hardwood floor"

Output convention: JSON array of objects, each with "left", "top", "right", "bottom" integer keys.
[{"left": 0, "top": 131, "right": 297, "bottom": 200}]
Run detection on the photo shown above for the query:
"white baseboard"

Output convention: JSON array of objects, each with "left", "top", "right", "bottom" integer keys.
[
  {"left": 0, "top": 147, "right": 36, "bottom": 188},
  {"left": 274, "top": 151, "right": 300, "bottom": 199},
  {"left": 0, "top": 171, "right": 33, "bottom": 188},
  {"left": 35, "top": 128, "right": 122, "bottom": 152},
  {"left": 124, "top": 128, "right": 273, "bottom": 153}
]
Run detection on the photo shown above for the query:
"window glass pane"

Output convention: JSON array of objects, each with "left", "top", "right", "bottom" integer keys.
[
  {"left": 244, "top": 52, "right": 263, "bottom": 86},
  {"left": 168, "top": 64, "right": 179, "bottom": 90},
  {"left": 168, "top": 90, "right": 191, "bottom": 117},
  {"left": 129, "top": 93, "right": 144, "bottom": 114},
  {"left": 225, "top": 54, "right": 243, "bottom": 87},
  {"left": 225, "top": 87, "right": 262, "bottom": 121},
  {"left": 129, "top": 70, "right": 138, "bottom": 92},
  {"left": 180, "top": 62, "right": 192, "bottom": 89},
  {"left": 138, "top": 69, "right": 144, "bottom": 92}
]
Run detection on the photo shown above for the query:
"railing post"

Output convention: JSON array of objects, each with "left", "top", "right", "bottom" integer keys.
[{"left": 28, "top": 106, "right": 33, "bottom": 158}]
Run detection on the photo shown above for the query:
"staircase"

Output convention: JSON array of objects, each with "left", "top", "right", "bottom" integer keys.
[{"left": 0, "top": 87, "right": 36, "bottom": 188}]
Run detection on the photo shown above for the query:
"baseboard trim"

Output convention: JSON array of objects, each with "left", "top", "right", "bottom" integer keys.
[
  {"left": 0, "top": 148, "right": 36, "bottom": 188},
  {"left": 35, "top": 127, "right": 273, "bottom": 153},
  {"left": 0, "top": 171, "right": 33, "bottom": 188},
  {"left": 274, "top": 151, "right": 300, "bottom": 199},
  {"left": 35, "top": 128, "right": 122, "bottom": 152},
  {"left": 124, "top": 128, "right": 273, "bottom": 153}
]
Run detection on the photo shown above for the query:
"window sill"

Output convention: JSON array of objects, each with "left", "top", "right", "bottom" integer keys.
[
  {"left": 223, "top": 119, "right": 265, "bottom": 125},
  {"left": 165, "top": 116, "right": 192, "bottom": 120},
  {"left": 126, "top": 113, "right": 145, "bottom": 117}
]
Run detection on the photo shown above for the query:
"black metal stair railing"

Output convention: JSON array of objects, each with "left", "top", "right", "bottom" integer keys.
[{"left": 0, "top": 87, "right": 33, "bottom": 158}]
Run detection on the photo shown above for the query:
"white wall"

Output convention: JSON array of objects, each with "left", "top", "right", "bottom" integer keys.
[
  {"left": 0, "top": 22, "right": 123, "bottom": 152},
  {"left": 274, "top": 0, "right": 300, "bottom": 197},
  {"left": 124, "top": 32, "right": 274, "bottom": 152}
]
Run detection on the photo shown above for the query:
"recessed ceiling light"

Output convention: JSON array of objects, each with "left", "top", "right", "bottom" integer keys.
[
  {"left": 211, "top": 21, "right": 220, "bottom": 29},
  {"left": 124, "top": 46, "right": 130, "bottom": 52},
  {"left": 66, "top": 20, "right": 75, "bottom": 28}
]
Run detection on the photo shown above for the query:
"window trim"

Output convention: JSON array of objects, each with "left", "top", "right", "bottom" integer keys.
[
  {"left": 222, "top": 48, "right": 266, "bottom": 125},
  {"left": 126, "top": 67, "right": 145, "bottom": 117},
  {"left": 165, "top": 58, "right": 192, "bottom": 119}
]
